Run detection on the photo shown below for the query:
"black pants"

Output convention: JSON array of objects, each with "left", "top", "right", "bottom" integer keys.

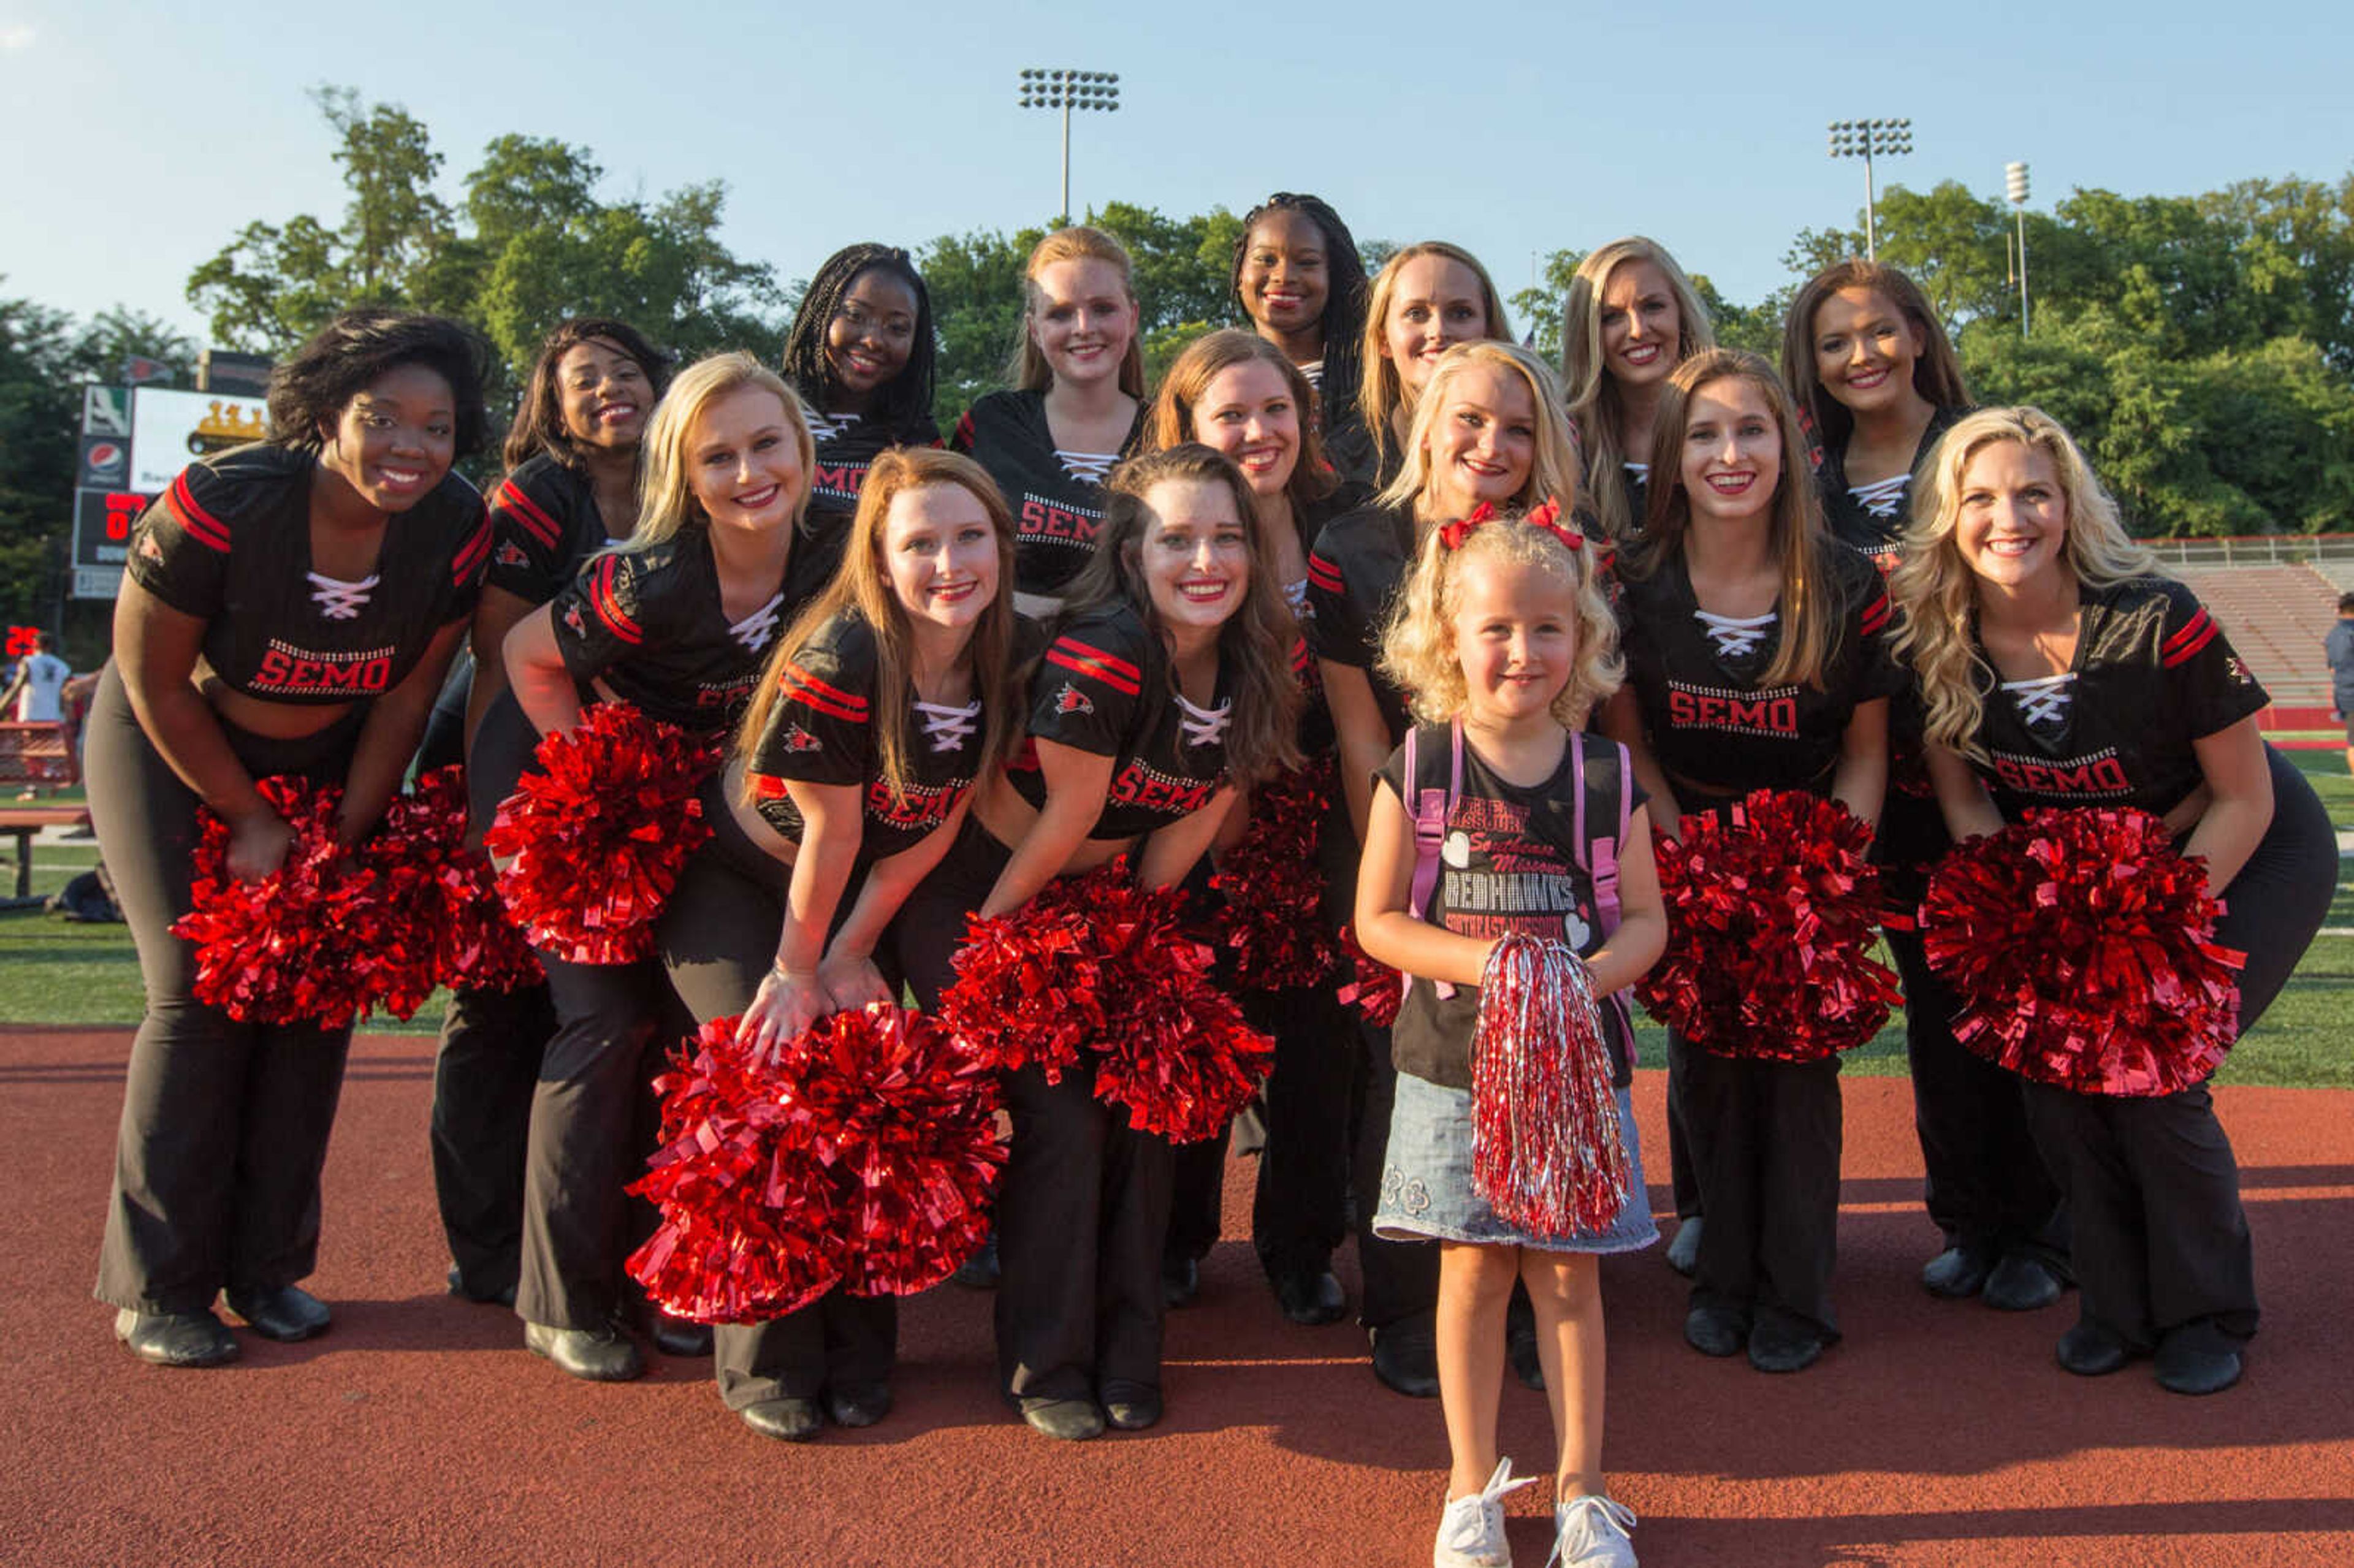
[
  {"left": 1682, "top": 1041, "right": 1844, "bottom": 1342},
  {"left": 87, "top": 664, "right": 363, "bottom": 1314},
  {"left": 894, "top": 819, "right": 1172, "bottom": 1399},
  {"left": 656, "top": 781, "right": 896, "bottom": 1409},
  {"left": 2024, "top": 747, "right": 2335, "bottom": 1351}
]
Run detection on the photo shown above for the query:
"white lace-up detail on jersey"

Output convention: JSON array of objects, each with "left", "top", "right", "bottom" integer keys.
[
  {"left": 804, "top": 409, "right": 861, "bottom": 443},
  {"left": 2002, "top": 671, "right": 2076, "bottom": 729},
  {"left": 915, "top": 699, "right": 982, "bottom": 753},
  {"left": 730, "top": 592, "right": 786, "bottom": 653},
  {"left": 1848, "top": 473, "right": 1910, "bottom": 520},
  {"left": 307, "top": 571, "right": 381, "bottom": 620},
  {"left": 1284, "top": 577, "right": 1310, "bottom": 615},
  {"left": 1623, "top": 460, "right": 1650, "bottom": 481},
  {"left": 1433, "top": 1458, "right": 1538, "bottom": 1568},
  {"left": 1176, "top": 692, "right": 1232, "bottom": 750},
  {"left": 1694, "top": 609, "right": 1777, "bottom": 661},
  {"left": 1055, "top": 449, "right": 1120, "bottom": 485}
]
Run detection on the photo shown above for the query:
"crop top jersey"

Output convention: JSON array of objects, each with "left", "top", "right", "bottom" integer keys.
[
  {"left": 484, "top": 453, "right": 619, "bottom": 607},
  {"left": 1302, "top": 501, "right": 1417, "bottom": 741},
  {"left": 1963, "top": 576, "right": 2266, "bottom": 819},
  {"left": 1005, "top": 599, "right": 1233, "bottom": 840},
  {"left": 126, "top": 443, "right": 489, "bottom": 705},
  {"left": 546, "top": 520, "right": 837, "bottom": 736},
  {"left": 1616, "top": 542, "right": 1903, "bottom": 808},
  {"left": 741, "top": 605, "right": 987, "bottom": 859},
  {"left": 951, "top": 389, "right": 1144, "bottom": 598},
  {"left": 1374, "top": 725, "right": 1642, "bottom": 1091}
]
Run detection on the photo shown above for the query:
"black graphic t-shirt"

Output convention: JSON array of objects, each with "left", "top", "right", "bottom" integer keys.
[
  {"left": 1964, "top": 576, "right": 2266, "bottom": 818},
  {"left": 127, "top": 443, "right": 487, "bottom": 704},
  {"left": 1007, "top": 599, "right": 1232, "bottom": 839},
  {"left": 1303, "top": 501, "right": 1417, "bottom": 740},
  {"left": 743, "top": 605, "right": 985, "bottom": 858},
  {"left": 951, "top": 389, "right": 1143, "bottom": 598},
  {"left": 547, "top": 520, "right": 836, "bottom": 736},
  {"left": 1617, "top": 542, "right": 1902, "bottom": 810},
  {"left": 1375, "top": 726, "right": 1643, "bottom": 1090},
  {"left": 485, "top": 453, "right": 617, "bottom": 606}
]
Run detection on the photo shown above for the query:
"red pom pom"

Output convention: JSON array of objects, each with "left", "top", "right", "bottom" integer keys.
[
  {"left": 942, "top": 869, "right": 1274, "bottom": 1144},
  {"left": 1636, "top": 789, "right": 1900, "bottom": 1062},
  {"left": 356, "top": 766, "right": 543, "bottom": 1009},
  {"left": 1210, "top": 759, "right": 1341, "bottom": 991},
  {"left": 1336, "top": 924, "right": 1403, "bottom": 1028},
  {"left": 486, "top": 703, "right": 716, "bottom": 965},
  {"left": 171, "top": 777, "right": 381, "bottom": 1027},
  {"left": 627, "top": 1008, "right": 1004, "bottom": 1322},
  {"left": 1919, "top": 808, "right": 2245, "bottom": 1097},
  {"left": 1472, "top": 934, "right": 1632, "bottom": 1236}
]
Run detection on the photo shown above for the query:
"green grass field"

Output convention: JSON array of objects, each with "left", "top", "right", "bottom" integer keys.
[{"left": 7, "top": 752, "right": 2351, "bottom": 1082}]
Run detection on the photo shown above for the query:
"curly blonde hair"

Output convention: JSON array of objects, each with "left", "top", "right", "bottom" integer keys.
[
  {"left": 1379, "top": 508, "right": 1623, "bottom": 729},
  {"left": 1888, "top": 406, "right": 2160, "bottom": 762}
]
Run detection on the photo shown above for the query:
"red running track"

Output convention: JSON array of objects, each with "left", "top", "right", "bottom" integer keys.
[{"left": 4, "top": 1027, "right": 2351, "bottom": 1567}]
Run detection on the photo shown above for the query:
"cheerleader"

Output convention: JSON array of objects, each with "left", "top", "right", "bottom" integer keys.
[
  {"left": 951, "top": 225, "right": 1146, "bottom": 618},
  {"left": 491, "top": 352, "right": 837, "bottom": 1382},
  {"left": 654, "top": 448, "right": 1017, "bottom": 1441},
  {"left": 893, "top": 444, "right": 1303, "bottom": 1439},
  {"left": 1891, "top": 406, "right": 2334, "bottom": 1395},
  {"left": 432, "top": 316, "right": 670, "bottom": 1309},
  {"left": 1338, "top": 242, "right": 1512, "bottom": 490},
  {"left": 1600, "top": 349, "right": 1900, "bottom": 1374},
  {"left": 91, "top": 308, "right": 491, "bottom": 1365},
  {"left": 1306, "top": 339, "right": 1580, "bottom": 1397},
  {"left": 778, "top": 242, "right": 942, "bottom": 568},
  {"left": 1561, "top": 238, "right": 1715, "bottom": 547},
  {"left": 1783, "top": 263, "right": 2064, "bottom": 1311},
  {"left": 1228, "top": 192, "right": 1370, "bottom": 449},
  {"left": 1146, "top": 329, "right": 1363, "bottom": 1324}
]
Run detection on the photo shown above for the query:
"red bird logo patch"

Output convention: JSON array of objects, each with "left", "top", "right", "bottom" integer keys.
[
  {"left": 494, "top": 541, "right": 530, "bottom": 568},
  {"left": 781, "top": 724, "right": 822, "bottom": 753},
  {"left": 139, "top": 535, "right": 164, "bottom": 561},
  {"left": 563, "top": 603, "right": 585, "bottom": 636},
  {"left": 1054, "top": 682, "right": 1094, "bottom": 717}
]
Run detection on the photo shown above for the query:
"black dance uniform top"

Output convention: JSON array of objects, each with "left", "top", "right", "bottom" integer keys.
[
  {"left": 1006, "top": 600, "right": 1233, "bottom": 840},
  {"left": 804, "top": 406, "right": 943, "bottom": 523},
  {"left": 1964, "top": 576, "right": 2266, "bottom": 820},
  {"left": 1374, "top": 726, "right": 1642, "bottom": 1090},
  {"left": 1617, "top": 544, "right": 1902, "bottom": 809},
  {"left": 128, "top": 443, "right": 489, "bottom": 704},
  {"left": 1813, "top": 406, "right": 1965, "bottom": 570},
  {"left": 547, "top": 520, "right": 836, "bottom": 735},
  {"left": 742, "top": 605, "right": 986, "bottom": 858},
  {"left": 485, "top": 453, "right": 615, "bottom": 607},
  {"left": 1302, "top": 501, "right": 1417, "bottom": 740},
  {"left": 1324, "top": 416, "right": 1403, "bottom": 494},
  {"left": 951, "top": 389, "right": 1144, "bottom": 599}
]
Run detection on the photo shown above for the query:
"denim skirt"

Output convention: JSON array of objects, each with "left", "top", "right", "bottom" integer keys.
[{"left": 1373, "top": 1073, "right": 1659, "bottom": 1253}]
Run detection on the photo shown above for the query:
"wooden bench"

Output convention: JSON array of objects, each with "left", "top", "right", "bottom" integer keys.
[{"left": 0, "top": 804, "right": 91, "bottom": 907}]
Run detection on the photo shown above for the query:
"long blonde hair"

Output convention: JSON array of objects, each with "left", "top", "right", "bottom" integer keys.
[
  {"left": 1377, "top": 341, "right": 1581, "bottom": 525},
  {"left": 1889, "top": 406, "right": 2161, "bottom": 761},
  {"left": 1381, "top": 506, "right": 1623, "bottom": 729},
  {"left": 1631, "top": 349, "right": 1838, "bottom": 691},
  {"left": 627, "top": 351, "right": 813, "bottom": 552},
  {"left": 1353, "top": 242, "right": 1512, "bottom": 478},
  {"left": 1561, "top": 238, "right": 1715, "bottom": 544},
  {"left": 1011, "top": 226, "right": 1148, "bottom": 398},
  {"left": 736, "top": 449, "right": 1019, "bottom": 807}
]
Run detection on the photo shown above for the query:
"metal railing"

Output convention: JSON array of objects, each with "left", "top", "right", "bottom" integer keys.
[{"left": 2141, "top": 534, "right": 2354, "bottom": 568}]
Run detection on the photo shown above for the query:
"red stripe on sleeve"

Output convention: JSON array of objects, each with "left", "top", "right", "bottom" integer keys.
[
  {"left": 1046, "top": 642, "right": 1143, "bottom": 696},
  {"left": 1857, "top": 593, "right": 1891, "bottom": 636},
  {"left": 494, "top": 480, "right": 562, "bottom": 548},
  {"left": 589, "top": 556, "right": 643, "bottom": 644},
  {"left": 1305, "top": 554, "right": 1346, "bottom": 593},
  {"left": 167, "top": 474, "right": 232, "bottom": 552},
  {"left": 1049, "top": 635, "right": 1143, "bottom": 685},
  {"left": 780, "top": 665, "right": 870, "bottom": 723},
  {"left": 2162, "top": 620, "right": 2219, "bottom": 667},
  {"left": 2161, "top": 607, "right": 2212, "bottom": 658},
  {"left": 451, "top": 510, "right": 493, "bottom": 584}
]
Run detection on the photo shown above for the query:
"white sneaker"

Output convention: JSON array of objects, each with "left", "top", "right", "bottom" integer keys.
[
  {"left": 1547, "top": 1494, "right": 1637, "bottom": 1567},
  {"left": 1433, "top": 1458, "right": 1537, "bottom": 1567}
]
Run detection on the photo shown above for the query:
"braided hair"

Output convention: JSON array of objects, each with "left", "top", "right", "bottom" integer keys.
[
  {"left": 779, "top": 243, "right": 938, "bottom": 443},
  {"left": 1228, "top": 193, "right": 1368, "bottom": 427}
]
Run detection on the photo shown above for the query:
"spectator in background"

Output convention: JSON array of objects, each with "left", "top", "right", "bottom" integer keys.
[
  {"left": 2, "top": 631, "right": 71, "bottom": 721},
  {"left": 2328, "top": 592, "right": 2354, "bottom": 774}
]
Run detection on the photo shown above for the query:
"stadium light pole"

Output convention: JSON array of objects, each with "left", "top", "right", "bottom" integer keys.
[
  {"left": 1827, "top": 118, "right": 1913, "bottom": 262},
  {"left": 2006, "top": 161, "right": 2032, "bottom": 338},
  {"left": 1018, "top": 69, "right": 1121, "bottom": 225}
]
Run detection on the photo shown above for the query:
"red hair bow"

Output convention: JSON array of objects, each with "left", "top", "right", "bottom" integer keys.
[
  {"left": 1439, "top": 497, "right": 1583, "bottom": 553},
  {"left": 1436, "top": 503, "right": 1496, "bottom": 552}
]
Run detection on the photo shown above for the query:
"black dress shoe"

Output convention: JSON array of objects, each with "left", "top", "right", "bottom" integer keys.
[
  {"left": 1664, "top": 1218, "right": 1702, "bottom": 1278},
  {"left": 1019, "top": 1396, "right": 1105, "bottom": 1441},
  {"left": 444, "top": 1265, "right": 517, "bottom": 1308},
  {"left": 952, "top": 1231, "right": 1000, "bottom": 1290},
  {"left": 1100, "top": 1379, "right": 1162, "bottom": 1431},
  {"left": 741, "top": 1396, "right": 823, "bottom": 1442},
  {"left": 1506, "top": 1316, "right": 1545, "bottom": 1391},
  {"left": 2055, "top": 1320, "right": 2133, "bottom": 1377},
  {"left": 1161, "top": 1254, "right": 1200, "bottom": 1310},
  {"left": 115, "top": 1308, "right": 238, "bottom": 1368},
  {"left": 1981, "top": 1252, "right": 2065, "bottom": 1313},
  {"left": 224, "top": 1285, "right": 331, "bottom": 1343},
  {"left": 1921, "top": 1243, "right": 1995, "bottom": 1300},
  {"left": 651, "top": 1314, "right": 713, "bottom": 1358},
  {"left": 2155, "top": 1330, "right": 2244, "bottom": 1396},
  {"left": 1271, "top": 1266, "right": 1347, "bottom": 1327},
  {"left": 825, "top": 1382, "right": 892, "bottom": 1429},
  {"left": 1369, "top": 1320, "right": 1440, "bottom": 1398},
  {"left": 1747, "top": 1319, "right": 1826, "bottom": 1374},
  {"left": 1683, "top": 1305, "right": 1745, "bottom": 1358},
  {"left": 524, "top": 1320, "right": 645, "bottom": 1382}
]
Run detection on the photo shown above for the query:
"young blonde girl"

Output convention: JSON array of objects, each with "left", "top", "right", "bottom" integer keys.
[{"left": 1357, "top": 509, "right": 1664, "bottom": 1568}]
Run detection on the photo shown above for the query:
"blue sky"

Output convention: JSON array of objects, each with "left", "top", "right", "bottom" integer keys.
[{"left": 4, "top": 0, "right": 2349, "bottom": 346}]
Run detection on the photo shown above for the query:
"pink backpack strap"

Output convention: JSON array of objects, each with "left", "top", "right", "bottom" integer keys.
[{"left": 1405, "top": 721, "right": 1466, "bottom": 1000}]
